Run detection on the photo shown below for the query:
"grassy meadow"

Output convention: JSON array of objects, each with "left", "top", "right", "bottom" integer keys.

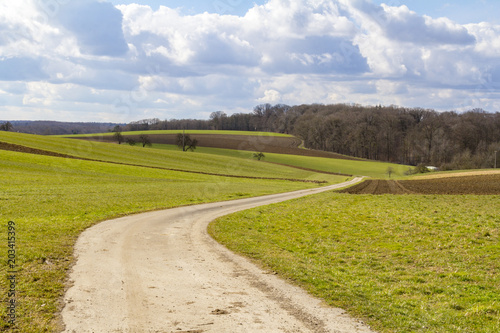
[
  {"left": 0, "top": 132, "right": 330, "bottom": 181},
  {"left": 210, "top": 192, "right": 500, "bottom": 333},
  {"left": 5, "top": 129, "right": 496, "bottom": 333},
  {"left": 151, "top": 144, "right": 408, "bottom": 178},
  {"left": 0, "top": 132, "right": 348, "bottom": 332}
]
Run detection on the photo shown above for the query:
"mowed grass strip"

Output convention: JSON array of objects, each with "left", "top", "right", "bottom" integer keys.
[
  {"left": 0, "top": 149, "right": 319, "bottom": 332},
  {"left": 0, "top": 132, "right": 324, "bottom": 181},
  {"left": 209, "top": 193, "right": 500, "bottom": 333}
]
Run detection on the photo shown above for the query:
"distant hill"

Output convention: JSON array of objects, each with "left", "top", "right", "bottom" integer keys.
[
  {"left": 3, "top": 120, "right": 124, "bottom": 135},
  {"left": 76, "top": 131, "right": 359, "bottom": 161}
]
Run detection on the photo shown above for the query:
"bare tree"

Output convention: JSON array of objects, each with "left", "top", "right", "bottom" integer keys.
[
  {"left": 386, "top": 167, "right": 394, "bottom": 178},
  {"left": 176, "top": 133, "right": 198, "bottom": 151},
  {"left": 210, "top": 111, "right": 227, "bottom": 130},
  {"left": 253, "top": 152, "right": 265, "bottom": 161},
  {"left": 113, "top": 126, "right": 124, "bottom": 144},
  {"left": 139, "top": 134, "right": 152, "bottom": 147}
]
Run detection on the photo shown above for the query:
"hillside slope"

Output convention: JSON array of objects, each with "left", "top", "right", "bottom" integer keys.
[
  {"left": 1, "top": 132, "right": 343, "bottom": 332},
  {"left": 0, "top": 131, "right": 339, "bottom": 182},
  {"left": 65, "top": 130, "right": 361, "bottom": 160}
]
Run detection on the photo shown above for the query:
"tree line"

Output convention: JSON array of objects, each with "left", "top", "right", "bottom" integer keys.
[
  {"left": 122, "top": 104, "right": 500, "bottom": 170},
  {"left": 0, "top": 121, "right": 121, "bottom": 135},
  {"left": 4, "top": 103, "right": 499, "bottom": 170}
]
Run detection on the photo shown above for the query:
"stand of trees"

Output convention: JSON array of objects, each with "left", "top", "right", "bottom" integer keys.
[
  {"left": 283, "top": 104, "right": 500, "bottom": 170},
  {"left": 2, "top": 121, "right": 121, "bottom": 135},
  {"left": 5, "top": 103, "right": 499, "bottom": 170},
  {"left": 0, "top": 121, "right": 13, "bottom": 131},
  {"left": 124, "top": 104, "right": 500, "bottom": 170}
]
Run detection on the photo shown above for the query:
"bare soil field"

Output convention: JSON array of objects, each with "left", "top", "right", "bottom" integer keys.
[
  {"left": 340, "top": 179, "right": 411, "bottom": 194},
  {"left": 341, "top": 174, "right": 500, "bottom": 195},
  {"left": 414, "top": 170, "right": 500, "bottom": 179},
  {"left": 78, "top": 133, "right": 360, "bottom": 160}
]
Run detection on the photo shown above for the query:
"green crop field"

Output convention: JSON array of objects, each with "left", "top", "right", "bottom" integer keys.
[
  {"left": 54, "top": 130, "right": 294, "bottom": 138},
  {"left": 151, "top": 143, "right": 408, "bottom": 179},
  {"left": 0, "top": 132, "right": 332, "bottom": 182},
  {"left": 210, "top": 193, "right": 500, "bottom": 333},
  {"left": 6, "top": 130, "right": 491, "bottom": 332},
  {"left": 0, "top": 132, "right": 348, "bottom": 332},
  {"left": 263, "top": 152, "right": 410, "bottom": 178}
]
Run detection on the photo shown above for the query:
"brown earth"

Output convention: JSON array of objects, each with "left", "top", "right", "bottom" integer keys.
[
  {"left": 340, "top": 179, "right": 412, "bottom": 194},
  {"left": 0, "top": 141, "right": 76, "bottom": 158},
  {"left": 77, "top": 134, "right": 361, "bottom": 160},
  {"left": 341, "top": 175, "right": 500, "bottom": 195}
]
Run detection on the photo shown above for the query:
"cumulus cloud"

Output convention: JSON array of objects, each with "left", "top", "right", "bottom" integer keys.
[
  {"left": 467, "top": 22, "right": 500, "bottom": 57},
  {"left": 0, "top": 0, "right": 499, "bottom": 122},
  {"left": 0, "top": 57, "right": 48, "bottom": 81},
  {"left": 58, "top": 1, "right": 129, "bottom": 56},
  {"left": 258, "top": 89, "right": 282, "bottom": 104},
  {"left": 345, "top": 1, "right": 475, "bottom": 45}
]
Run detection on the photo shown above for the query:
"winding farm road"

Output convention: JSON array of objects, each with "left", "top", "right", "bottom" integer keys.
[{"left": 62, "top": 177, "right": 375, "bottom": 333}]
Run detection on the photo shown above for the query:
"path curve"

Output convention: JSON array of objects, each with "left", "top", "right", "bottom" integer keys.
[{"left": 61, "top": 177, "right": 375, "bottom": 333}]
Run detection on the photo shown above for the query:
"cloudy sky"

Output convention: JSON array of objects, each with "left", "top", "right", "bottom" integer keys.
[{"left": 1, "top": 0, "right": 500, "bottom": 122}]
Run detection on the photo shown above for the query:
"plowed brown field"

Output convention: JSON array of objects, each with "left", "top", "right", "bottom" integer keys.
[
  {"left": 79, "top": 134, "right": 360, "bottom": 160},
  {"left": 341, "top": 174, "right": 500, "bottom": 195}
]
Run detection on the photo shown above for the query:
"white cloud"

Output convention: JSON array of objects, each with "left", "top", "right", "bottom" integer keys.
[
  {"left": 258, "top": 89, "right": 282, "bottom": 104},
  {"left": 0, "top": 0, "right": 499, "bottom": 122},
  {"left": 467, "top": 22, "right": 500, "bottom": 57},
  {"left": 383, "top": 5, "right": 475, "bottom": 45},
  {"left": 58, "top": 0, "right": 129, "bottom": 56}
]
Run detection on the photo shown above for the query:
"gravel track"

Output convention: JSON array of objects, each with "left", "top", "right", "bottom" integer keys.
[{"left": 61, "top": 178, "right": 375, "bottom": 333}]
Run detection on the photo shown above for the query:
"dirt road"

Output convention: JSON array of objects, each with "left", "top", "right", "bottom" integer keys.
[{"left": 61, "top": 178, "right": 375, "bottom": 333}]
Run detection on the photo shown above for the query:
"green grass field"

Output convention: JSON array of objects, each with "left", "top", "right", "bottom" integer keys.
[
  {"left": 151, "top": 143, "right": 408, "bottom": 178},
  {"left": 0, "top": 132, "right": 331, "bottom": 182},
  {"left": 5, "top": 130, "right": 495, "bottom": 332},
  {"left": 0, "top": 132, "right": 348, "bottom": 332},
  {"left": 54, "top": 130, "right": 294, "bottom": 138},
  {"left": 209, "top": 193, "right": 500, "bottom": 333}
]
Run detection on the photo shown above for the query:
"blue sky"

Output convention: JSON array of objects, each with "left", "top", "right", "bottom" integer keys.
[
  {"left": 373, "top": 0, "right": 500, "bottom": 24},
  {"left": 108, "top": 0, "right": 500, "bottom": 24},
  {"left": 108, "top": 0, "right": 268, "bottom": 16},
  {"left": 1, "top": 0, "right": 500, "bottom": 122}
]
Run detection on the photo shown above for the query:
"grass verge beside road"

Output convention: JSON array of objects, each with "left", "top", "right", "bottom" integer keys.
[
  {"left": 209, "top": 193, "right": 500, "bottom": 333},
  {"left": 0, "top": 145, "right": 330, "bottom": 332}
]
